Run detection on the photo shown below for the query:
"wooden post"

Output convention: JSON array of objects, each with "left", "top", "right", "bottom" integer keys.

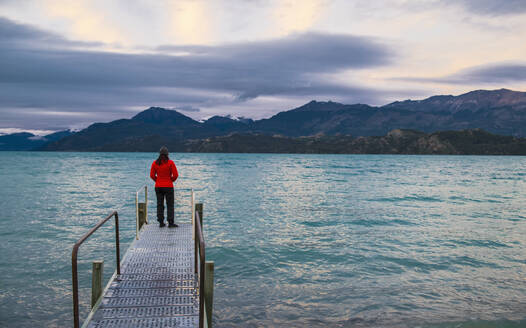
[
  {"left": 196, "top": 203, "right": 203, "bottom": 229},
  {"left": 91, "top": 260, "right": 104, "bottom": 309},
  {"left": 138, "top": 202, "right": 146, "bottom": 229},
  {"left": 204, "top": 261, "right": 215, "bottom": 327}
]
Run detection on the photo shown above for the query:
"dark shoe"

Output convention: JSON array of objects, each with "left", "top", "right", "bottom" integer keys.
[
  {"left": 168, "top": 223, "right": 178, "bottom": 228},
  {"left": 159, "top": 222, "right": 166, "bottom": 228}
]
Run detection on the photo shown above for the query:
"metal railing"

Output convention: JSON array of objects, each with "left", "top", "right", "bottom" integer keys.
[
  {"left": 71, "top": 211, "right": 120, "bottom": 328},
  {"left": 195, "top": 207, "right": 206, "bottom": 328},
  {"left": 192, "top": 195, "right": 206, "bottom": 328},
  {"left": 191, "top": 188, "right": 196, "bottom": 239},
  {"left": 135, "top": 185, "right": 148, "bottom": 239}
]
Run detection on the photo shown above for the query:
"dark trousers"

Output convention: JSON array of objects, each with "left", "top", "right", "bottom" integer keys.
[{"left": 155, "top": 187, "right": 174, "bottom": 224}]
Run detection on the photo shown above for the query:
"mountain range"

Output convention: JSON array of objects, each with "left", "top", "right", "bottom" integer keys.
[
  {"left": 2, "top": 88, "right": 526, "bottom": 153},
  {"left": 0, "top": 130, "right": 73, "bottom": 151}
]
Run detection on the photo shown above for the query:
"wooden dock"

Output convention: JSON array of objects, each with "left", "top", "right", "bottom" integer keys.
[{"left": 72, "top": 188, "right": 213, "bottom": 328}]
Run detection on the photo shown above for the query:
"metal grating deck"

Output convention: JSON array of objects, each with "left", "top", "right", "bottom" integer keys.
[{"left": 85, "top": 223, "right": 199, "bottom": 328}]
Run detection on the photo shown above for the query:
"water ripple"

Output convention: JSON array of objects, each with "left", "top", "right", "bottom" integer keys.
[{"left": 1, "top": 153, "right": 526, "bottom": 327}]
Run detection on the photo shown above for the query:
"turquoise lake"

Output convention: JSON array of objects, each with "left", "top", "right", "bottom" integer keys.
[{"left": 1, "top": 152, "right": 526, "bottom": 327}]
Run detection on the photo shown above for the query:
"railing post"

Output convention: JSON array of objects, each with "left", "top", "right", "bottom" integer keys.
[
  {"left": 72, "top": 246, "right": 80, "bottom": 328},
  {"left": 194, "top": 203, "right": 198, "bottom": 274},
  {"left": 192, "top": 189, "right": 195, "bottom": 240},
  {"left": 199, "top": 236, "right": 205, "bottom": 327},
  {"left": 138, "top": 202, "right": 147, "bottom": 229},
  {"left": 144, "top": 186, "right": 148, "bottom": 224},
  {"left": 204, "top": 261, "right": 215, "bottom": 327},
  {"left": 115, "top": 212, "right": 121, "bottom": 275},
  {"left": 91, "top": 260, "right": 104, "bottom": 309},
  {"left": 196, "top": 203, "right": 203, "bottom": 231},
  {"left": 135, "top": 191, "right": 139, "bottom": 240}
]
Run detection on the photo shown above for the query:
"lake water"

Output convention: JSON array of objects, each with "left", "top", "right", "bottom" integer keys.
[{"left": 1, "top": 152, "right": 526, "bottom": 327}]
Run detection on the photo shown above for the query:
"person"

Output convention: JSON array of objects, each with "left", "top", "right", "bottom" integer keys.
[{"left": 150, "top": 146, "right": 179, "bottom": 228}]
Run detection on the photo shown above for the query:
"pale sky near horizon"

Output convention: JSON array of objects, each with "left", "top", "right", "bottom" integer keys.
[{"left": 1, "top": 0, "right": 526, "bottom": 135}]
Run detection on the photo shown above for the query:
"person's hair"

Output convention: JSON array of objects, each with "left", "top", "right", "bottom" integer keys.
[{"left": 156, "top": 153, "right": 169, "bottom": 165}]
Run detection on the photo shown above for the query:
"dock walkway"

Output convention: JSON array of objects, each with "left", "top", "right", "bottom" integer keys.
[{"left": 85, "top": 223, "right": 199, "bottom": 328}]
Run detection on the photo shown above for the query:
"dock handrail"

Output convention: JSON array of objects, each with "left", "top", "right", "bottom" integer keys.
[
  {"left": 135, "top": 185, "right": 148, "bottom": 239},
  {"left": 195, "top": 207, "right": 206, "bottom": 328},
  {"left": 71, "top": 211, "right": 120, "bottom": 328}
]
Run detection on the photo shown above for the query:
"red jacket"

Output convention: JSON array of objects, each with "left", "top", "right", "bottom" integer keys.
[{"left": 150, "top": 159, "right": 178, "bottom": 188}]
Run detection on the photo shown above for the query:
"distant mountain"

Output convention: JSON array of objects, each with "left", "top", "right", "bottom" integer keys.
[
  {"left": 0, "top": 130, "right": 73, "bottom": 151},
  {"left": 4, "top": 88, "right": 526, "bottom": 151},
  {"left": 40, "top": 107, "right": 203, "bottom": 151},
  {"left": 131, "top": 106, "right": 197, "bottom": 125},
  {"left": 202, "top": 115, "right": 251, "bottom": 135},
  {"left": 252, "top": 102, "right": 376, "bottom": 136},
  {"left": 0, "top": 132, "right": 37, "bottom": 151}
]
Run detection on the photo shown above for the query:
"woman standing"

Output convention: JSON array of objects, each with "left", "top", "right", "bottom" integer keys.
[{"left": 150, "top": 146, "right": 179, "bottom": 228}]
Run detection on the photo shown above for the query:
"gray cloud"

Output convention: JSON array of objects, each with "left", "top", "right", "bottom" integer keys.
[
  {"left": 173, "top": 105, "right": 200, "bottom": 112},
  {"left": 0, "top": 16, "right": 102, "bottom": 49},
  {"left": 392, "top": 0, "right": 526, "bottom": 17},
  {"left": 455, "top": 63, "right": 526, "bottom": 83},
  {"left": 0, "top": 17, "right": 394, "bottom": 131},
  {"left": 450, "top": 0, "right": 526, "bottom": 16},
  {"left": 394, "top": 62, "right": 526, "bottom": 85}
]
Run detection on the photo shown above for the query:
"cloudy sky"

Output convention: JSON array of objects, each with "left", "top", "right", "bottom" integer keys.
[{"left": 1, "top": 0, "right": 526, "bottom": 135}]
